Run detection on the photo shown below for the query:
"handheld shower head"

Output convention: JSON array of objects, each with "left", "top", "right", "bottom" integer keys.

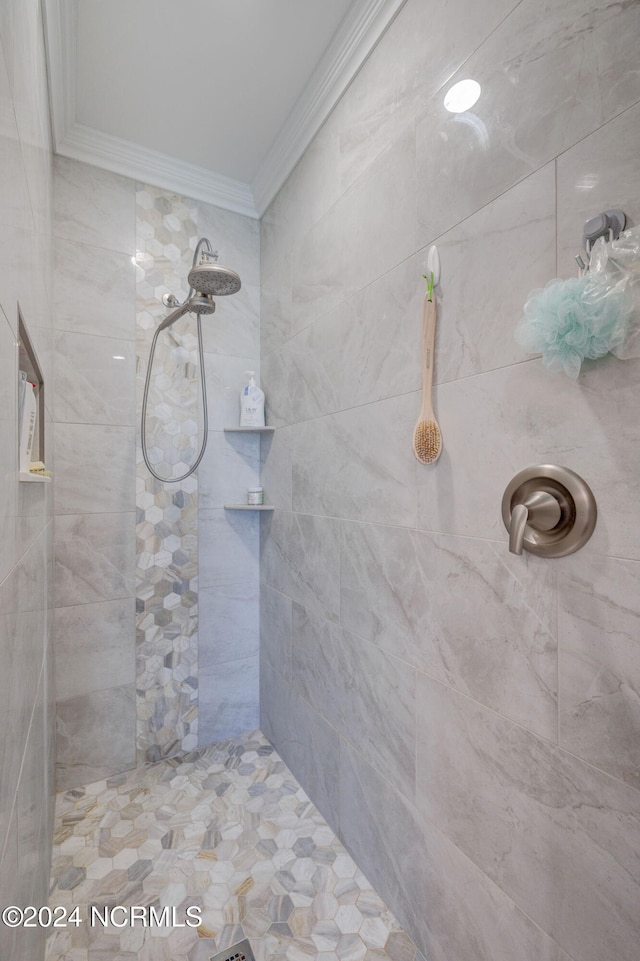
[
  {"left": 154, "top": 293, "right": 215, "bottom": 334},
  {"left": 189, "top": 294, "right": 216, "bottom": 315}
]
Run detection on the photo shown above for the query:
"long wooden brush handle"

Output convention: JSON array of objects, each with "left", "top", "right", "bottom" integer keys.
[{"left": 420, "top": 292, "right": 437, "bottom": 416}]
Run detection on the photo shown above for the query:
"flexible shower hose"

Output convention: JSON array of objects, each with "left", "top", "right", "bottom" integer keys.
[{"left": 140, "top": 310, "right": 209, "bottom": 484}]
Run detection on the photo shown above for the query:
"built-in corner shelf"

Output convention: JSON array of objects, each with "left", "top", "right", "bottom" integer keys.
[
  {"left": 19, "top": 471, "right": 51, "bottom": 483},
  {"left": 224, "top": 504, "right": 274, "bottom": 511},
  {"left": 223, "top": 427, "right": 274, "bottom": 509},
  {"left": 224, "top": 426, "right": 274, "bottom": 433}
]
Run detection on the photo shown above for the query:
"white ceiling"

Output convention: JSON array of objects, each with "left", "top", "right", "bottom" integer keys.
[{"left": 44, "top": 0, "right": 407, "bottom": 218}]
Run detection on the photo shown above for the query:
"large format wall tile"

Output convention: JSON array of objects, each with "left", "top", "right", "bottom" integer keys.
[
  {"left": 202, "top": 352, "right": 261, "bottom": 430},
  {"left": 54, "top": 512, "right": 135, "bottom": 607},
  {"left": 53, "top": 423, "right": 135, "bottom": 515},
  {"left": 338, "top": 0, "right": 519, "bottom": 195},
  {"left": 0, "top": 311, "right": 16, "bottom": 584},
  {"left": 261, "top": 663, "right": 340, "bottom": 831},
  {"left": 259, "top": 426, "right": 292, "bottom": 510},
  {"left": 292, "top": 128, "right": 417, "bottom": 332},
  {"left": 16, "top": 667, "right": 46, "bottom": 885},
  {"left": 17, "top": 480, "right": 50, "bottom": 568},
  {"left": 199, "top": 508, "right": 259, "bottom": 593},
  {"left": 433, "top": 163, "right": 556, "bottom": 384},
  {"left": 198, "top": 430, "right": 260, "bottom": 510},
  {"left": 55, "top": 684, "right": 136, "bottom": 791},
  {"left": 200, "top": 281, "right": 260, "bottom": 360},
  {"left": 260, "top": 584, "right": 292, "bottom": 682},
  {"left": 0, "top": 554, "right": 45, "bottom": 849},
  {"left": 0, "top": 37, "right": 31, "bottom": 234},
  {"left": 53, "top": 238, "right": 135, "bottom": 339},
  {"left": 265, "top": 254, "right": 424, "bottom": 426},
  {"left": 558, "top": 553, "right": 640, "bottom": 790},
  {"left": 292, "top": 394, "right": 418, "bottom": 528},
  {"left": 341, "top": 521, "right": 557, "bottom": 739},
  {"left": 260, "top": 109, "right": 342, "bottom": 288},
  {"left": 260, "top": 346, "right": 295, "bottom": 428},
  {"left": 53, "top": 330, "right": 135, "bottom": 426},
  {"left": 0, "top": 605, "right": 21, "bottom": 845},
  {"left": 199, "top": 654, "right": 259, "bottom": 743},
  {"left": 199, "top": 586, "right": 259, "bottom": 667},
  {"left": 260, "top": 252, "right": 293, "bottom": 357},
  {"left": 416, "top": 0, "right": 640, "bottom": 246},
  {"left": 53, "top": 156, "right": 135, "bottom": 253},
  {"left": 53, "top": 598, "right": 135, "bottom": 701},
  {"left": 1, "top": 0, "right": 54, "bottom": 938},
  {"left": 260, "top": 510, "right": 341, "bottom": 622},
  {"left": 557, "top": 100, "right": 640, "bottom": 278},
  {"left": 415, "top": 673, "right": 640, "bottom": 961},
  {"left": 292, "top": 602, "right": 417, "bottom": 796},
  {"left": 0, "top": 224, "right": 29, "bottom": 336},
  {"left": 339, "top": 739, "right": 560, "bottom": 961}
]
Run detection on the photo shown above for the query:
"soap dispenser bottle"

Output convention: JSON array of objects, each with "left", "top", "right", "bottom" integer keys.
[{"left": 239, "top": 371, "right": 265, "bottom": 427}]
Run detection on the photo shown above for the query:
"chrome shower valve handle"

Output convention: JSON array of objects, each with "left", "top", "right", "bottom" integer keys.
[
  {"left": 508, "top": 491, "right": 561, "bottom": 555},
  {"left": 502, "top": 465, "right": 597, "bottom": 558}
]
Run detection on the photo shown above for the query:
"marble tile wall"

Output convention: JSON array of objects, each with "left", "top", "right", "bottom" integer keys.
[
  {"left": 259, "top": 1, "right": 640, "bottom": 960},
  {"left": 52, "top": 156, "right": 137, "bottom": 790},
  {"left": 194, "top": 196, "right": 261, "bottom": 744},
  {"left": 0, "top": 2, "right": 56, "bottom": 959}
]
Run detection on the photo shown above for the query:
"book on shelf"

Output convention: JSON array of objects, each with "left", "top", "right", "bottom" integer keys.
[
  {"left": 19, "top": 380, "right": 37, "bottom": 472},
  {"left": 18, "top": 369, "right": 27, "bottom": 435}
]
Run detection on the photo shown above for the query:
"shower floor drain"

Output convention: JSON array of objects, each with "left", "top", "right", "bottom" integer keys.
[{"left": 209, "top": 938, "right": 256, "bottom": 961}]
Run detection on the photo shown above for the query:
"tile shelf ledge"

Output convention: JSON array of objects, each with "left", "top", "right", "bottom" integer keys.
[
  {"left": 224, "top": 504, "right": 275, "bottom": 511},
  {"left": 224, "top": 426, "right": 275, "bottom": 433},
  {"left": 19, "top": 471, "right": 51, "bottom": 483}
]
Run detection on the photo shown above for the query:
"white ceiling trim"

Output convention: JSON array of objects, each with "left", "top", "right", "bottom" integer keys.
[
  {"left": 42, "top": 0, "right": 75, "bottom": 153},
  {"left": 60, "top": 122, "right": 258, "bottom": 219},
  {"left": 43, "top": 0, "right": 407, "bottom": 221}
]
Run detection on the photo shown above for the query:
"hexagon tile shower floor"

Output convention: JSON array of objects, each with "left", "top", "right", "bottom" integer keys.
[{"left": 46, "top": 731, "right": 419, "bottom": 961}]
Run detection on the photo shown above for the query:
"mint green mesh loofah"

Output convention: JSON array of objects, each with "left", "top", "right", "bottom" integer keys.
[{"left": 515, "top": 275, "right": 633, "bottom": 380}]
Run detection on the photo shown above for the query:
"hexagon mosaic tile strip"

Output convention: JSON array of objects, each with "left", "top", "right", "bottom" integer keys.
[
  {"left": 136, "top": 185, "right": 202, "bottom": 764},
  {"left": 46, "top": 731, "right": 417, "bottom": 961}
]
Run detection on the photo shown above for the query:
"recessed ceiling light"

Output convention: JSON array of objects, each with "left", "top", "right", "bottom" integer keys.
[{"left": 444, "top": 79, "right": 481, "bottom": 113}]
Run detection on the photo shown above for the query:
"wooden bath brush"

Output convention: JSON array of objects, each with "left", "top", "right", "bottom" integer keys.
[{"left": 413, "top": 250, "right": 442, "bottom": 464}]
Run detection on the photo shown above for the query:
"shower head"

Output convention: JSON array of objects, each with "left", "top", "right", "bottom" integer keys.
[
  {"left": 189, "top": 294, "right": 216, "bottom": 315},
  {"left": 188, "top": 261, "right": 241, "bottom": 297},
  {"left": 155, "top": 293, "right": 215, "bottom": 332}
]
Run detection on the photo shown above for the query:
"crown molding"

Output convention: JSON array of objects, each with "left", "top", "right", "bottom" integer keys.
[
  {"left": 42, "top": 0, "right": 76, "bottom": 150},
  {"left": 43, "top": 0, "right": 408, "bottom": 220},
  {"left": 251, "top": 0, "right": 408, "bottom": 217},
  {"left": 58, "top": 121, "right": 258, "bottom": 219}
]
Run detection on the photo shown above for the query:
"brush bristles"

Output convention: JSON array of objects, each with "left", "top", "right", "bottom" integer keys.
[{"left": 413, "top": 419, "right": 442, "bottom": 464}]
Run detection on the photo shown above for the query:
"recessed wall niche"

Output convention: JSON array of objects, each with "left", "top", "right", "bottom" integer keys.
[{"left": 17, "top": 309, "right": 47, "bottom": 481}]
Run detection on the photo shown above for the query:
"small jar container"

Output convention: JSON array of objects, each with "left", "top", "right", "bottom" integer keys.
[{"left": 247, "top": 486, "right": 264, "bottom": 506}]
